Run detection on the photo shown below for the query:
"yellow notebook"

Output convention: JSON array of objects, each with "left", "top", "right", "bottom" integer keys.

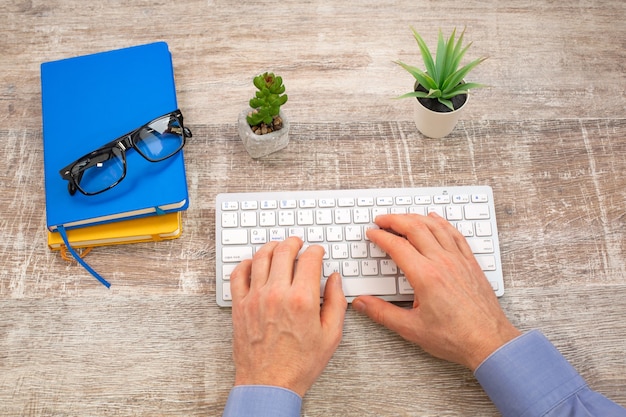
[{"left": 48, "top": 212, "right": 182, "bottom": 250}]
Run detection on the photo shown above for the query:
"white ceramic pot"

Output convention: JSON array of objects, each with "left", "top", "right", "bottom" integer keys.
[
  {"left": 413, "top": 88, "right": 468, "bottom": 139},
  {"left": 238, "top": 108, "right": 290, "bottom": 158}
]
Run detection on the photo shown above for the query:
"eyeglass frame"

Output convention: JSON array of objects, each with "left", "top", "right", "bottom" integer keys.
[{"left": 59, "top": 109, "right": 192, "bottom": 196}]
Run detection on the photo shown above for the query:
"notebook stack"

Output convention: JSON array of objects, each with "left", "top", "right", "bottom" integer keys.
[{"left": 40, "top": 42, "right": 189, "bottom": 279}]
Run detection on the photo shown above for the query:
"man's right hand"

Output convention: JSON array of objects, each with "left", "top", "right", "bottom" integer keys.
[{"left": 353, "top": 213, "right": 521, "bottom": 371}]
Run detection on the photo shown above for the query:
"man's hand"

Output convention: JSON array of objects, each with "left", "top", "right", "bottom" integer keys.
[
  {"left": 230, "top": 237, "right": 347, "bottom": 397},
  {"left": 353, "top": 213, "right": 521, "bottom": 371}
]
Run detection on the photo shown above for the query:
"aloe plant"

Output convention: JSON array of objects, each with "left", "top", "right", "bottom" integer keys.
[
  {"left": 247, "top": 72, "right": 288, "bottom": 127},
  {"left": 396, "top": 27, "right": 487, "bottom": 111}
]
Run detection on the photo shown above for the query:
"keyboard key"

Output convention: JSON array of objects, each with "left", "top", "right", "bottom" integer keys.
[
  {"left": 475, "top": 221, "right": 492, "bottom": 236},
  {"left": 369, "top": 243, "right": 386, "bottom": 258},
  {"left": 297, "top": 210, "right": 314, "bottom": 225},
  {"left": 350, "top": 242, "right": 368, "bottom": 258},
  {"left": 222, "top": 282, "right": 232, "bottom": 301},
  {"left": 398, "top": 276, "right": 414, "bottom": 294},
  {"left": 453, "top": 194, "right": 470, "bottom": 204},
  {"left": 465, "top": 204, "right": 490, "bottom": 220},
  {"left": 222, "top": 246, "right": 253, "bottom": 262},
  {"left": 446, "top": 205, "right": 463, "bottom": 221},
  {"left": 467, "top": 238, "right": 494, "bottom": 254},
  {"left": 241, "top": 200, "right": 258, "bottom": 210},
  {"left": 472, "top": 194, "right": 489, "bottom": 203},
  {"left": 222, "top": 229, "right": 248, "bottom": 245},
  {"left": 278, "top": 210, "right": 295, "bottom": 226},
  {"left": 476, "top": 255, "right": 497, "bottom": 271},
  {"left": 361, "top": 260, "right": 379, "bottom": 275},
  {"left": 396, "top": 196, "right": 412, "bottom": 205},
  {"left": 316, "top": 209, "right": 333, "bottom": 224},
  {"left": 280, "top": 199, "right": 297, "bottom": 209},
  {"left": 331, "top": 243, "right": 349, "bottom": 259},
  {"left": 326, "top": 226, "right": 343, "bottom": 242},
  {"left": 240, "top": 211, "right": 257, "bottom": 227},
  {"left": 307, "top": 227, "right": 324, "bottom": 242},
  {"left": 222, "top": 201, "right": 238, "bottom": 211},
  {"left": 259, "top": 211, "right": 276, "bottom": 226},
  {"left": 334, "top": 208, "right": 352, "bottom": 224},
  {"left": 222, "top": 264, "right": 237, "bottom": 281},
  {"left": 341, "top": 277, "right": 397, "bottom": 296},
  {"left": 269, "top": 228, "right": 285, "bottom": 241},
  {"left": 434, "top": 194, "right": 451, "bottom": 204},
  {"left": 222, "top": 212, "right": 238, "bottom": 228},
  {"left": 300, "top": 199, "right": 316, "bottom": 208},
  {"left": 353, "top": 208, "right": 370, "bottom": 223},
  {"left": 345, "top": 226, "right": 362, "bottom": 241},
  {"left": 414, "top": 195, "right": 432, "bottom": 204},
  {"left": 338, "top": 197, "right": 355, "bottom": 207},
  {"left": 380, "top": 259, "right": 398, "bottom": 275},
  {"left": 261, "top": 200, "right": 277, "bottom": 209},
  {"left": 342, "top": 261, "right": 360, "bottom": 276},
  {"left": 323, "top": 261, "right": 340, "bottom": 277},
  {"left": 250, "top": 229, "right": 267, "bottom": 244}
]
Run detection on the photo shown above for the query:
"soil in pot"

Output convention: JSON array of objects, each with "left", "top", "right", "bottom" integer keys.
[
  {"left": 415, "top": 83, "right": 467, "bottom": 113},
  {"left": 250, "top": 114, "right": 284, "bottom": 135}
]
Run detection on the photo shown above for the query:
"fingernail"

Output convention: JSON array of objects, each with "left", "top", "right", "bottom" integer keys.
[{"left": 352, "top": 298, "right": 366, "bottom": 314}]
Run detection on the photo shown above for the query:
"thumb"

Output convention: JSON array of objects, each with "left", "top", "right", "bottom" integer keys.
[
  {"left": 320, "top": 273, "right": 347, "bottom": 337},
  {"left": 352, "top": 295, "right": 418, "bottom": 340}
]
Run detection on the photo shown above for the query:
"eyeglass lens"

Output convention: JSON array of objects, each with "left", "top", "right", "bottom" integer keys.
[
  {"left": 134, "top": 114, "right": 185, "bottom": 161},
  {"left": 71, "top": 113, "right": 185, "bottom": 195},
  {"left": 72, "top": 147, "right": 125, "bottom": 195}
]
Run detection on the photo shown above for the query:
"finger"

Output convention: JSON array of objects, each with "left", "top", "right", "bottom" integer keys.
[
  {"left": 366, "top": 227, "right": 426, "bottom": 286},
  {"left": 249, "top": 241, "right": 280, "bottom": 290},
  {"left": 352, "top": 295, "right": 421, "bottom": 342},
  {"left": 230, "top": 259, "right": 252, "bottom": 305},
  {"left": 373, "top": 214, "right": 443, "bottom": 256},
  {"left": 267, "top": 237, "right": 303, "bottom": 286},
  {"left": 421, "top": 212, "right": 463, "bottom": 254},
  {"left": 293, "top": 244, "right": 325, "bottom": 299},
  {"left": 320, "top": 273, "right": 347, "bottom": 343}
]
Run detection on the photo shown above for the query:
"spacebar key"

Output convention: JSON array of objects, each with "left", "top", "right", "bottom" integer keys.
[{"left": 342, "top": 277, "right": 397, "bottom": 296}]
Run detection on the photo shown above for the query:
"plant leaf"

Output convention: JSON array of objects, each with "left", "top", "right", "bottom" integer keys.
[
  {"left": 438, "top": 97, "right": 455, "bottom": 111},
  {"left": 442, "top": 57, "right": 487, "bottom": 95},
  {"left": 442, "top": 28, "right": 459, "bottom": 85},
  {"left": 410, "top": 27, "right": 436, "bottom": 80},
  {"left": 394, "top": 60, "right": 436, "bottom": 90},
  {"left": 394, "top": 91, "right": 432, "bottom": 99}
]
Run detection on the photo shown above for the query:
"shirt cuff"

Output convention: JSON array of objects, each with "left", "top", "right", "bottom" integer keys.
[
  {"left": 222, "top": 385, "right": 302, "bottom": 417},
  {"left": 474, "top": 329, "right": 587, "bottom": 417}
]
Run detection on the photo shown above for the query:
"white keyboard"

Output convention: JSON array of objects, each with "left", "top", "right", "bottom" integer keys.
[{"left": 215, "top": 186, "right": 504, "bottom": 307}]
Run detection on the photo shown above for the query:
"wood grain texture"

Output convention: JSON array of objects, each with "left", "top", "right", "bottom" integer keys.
[{"left": 1, "top": 0, "right": 626, "bottom": 415}]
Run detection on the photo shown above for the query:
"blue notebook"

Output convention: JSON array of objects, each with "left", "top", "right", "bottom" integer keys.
[{"left": 41, "top": 42, "right": 189, "bottom": 231}]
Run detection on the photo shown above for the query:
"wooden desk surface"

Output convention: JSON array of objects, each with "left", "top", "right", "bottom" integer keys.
[{"left": 1, "top": 1, "right": 625, "bottom": 415}]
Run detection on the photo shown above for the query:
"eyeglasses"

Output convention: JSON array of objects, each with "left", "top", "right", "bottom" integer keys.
[{"left": 59, "top": 109, "right": 192, "bottom": 196}]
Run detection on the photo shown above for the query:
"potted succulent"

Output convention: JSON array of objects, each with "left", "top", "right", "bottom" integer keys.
[
  {"left": 238, "top": 72, "right": 290, "bottom": 158},
  {"left": 395, "top": 27, "right": 487, "bottom": 138}
]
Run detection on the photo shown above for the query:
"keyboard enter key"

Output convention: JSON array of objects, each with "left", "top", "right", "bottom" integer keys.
[{"left": 467, "top": 238, "right": 494, "bottom": 254}]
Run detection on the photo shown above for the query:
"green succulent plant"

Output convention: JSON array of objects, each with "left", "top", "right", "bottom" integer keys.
[
  {"left": 395, "top": 27, "right": 487, "bottom": 111},
  {"left": 246, "top": 72, "right": 288, "bottom": 127}
]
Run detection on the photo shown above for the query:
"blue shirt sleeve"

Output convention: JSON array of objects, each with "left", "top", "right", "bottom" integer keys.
[
  {"left": 222, "top": 385, "right": 302, "bottom": 417},
  {"left": 475, "top": 329, "right": 626, "bottom": 417}
]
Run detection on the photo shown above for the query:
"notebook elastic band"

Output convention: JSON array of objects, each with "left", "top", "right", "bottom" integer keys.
[{"left": 58, "top": 226, "right": 111, "bottom": 288}]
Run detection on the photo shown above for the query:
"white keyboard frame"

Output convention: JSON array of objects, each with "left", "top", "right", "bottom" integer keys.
[{"left": 215, "top": 186, "right": 504, "bottom": 307}]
